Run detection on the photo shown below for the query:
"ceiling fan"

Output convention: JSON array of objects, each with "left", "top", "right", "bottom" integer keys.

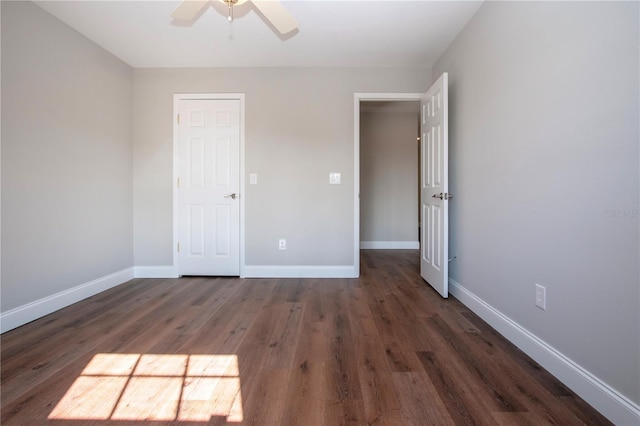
[{"left": 170, "top": 0, "right": 298, "bottom": 36}]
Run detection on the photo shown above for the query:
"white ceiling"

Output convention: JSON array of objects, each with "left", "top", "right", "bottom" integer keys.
[{"left": 34, "top": 0, "right": 483, "bottom": 69}]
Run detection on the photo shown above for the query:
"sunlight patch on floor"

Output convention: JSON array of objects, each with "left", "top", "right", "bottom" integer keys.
[{"left": 49, "top": 353, "right": 243, "bottom": 422}]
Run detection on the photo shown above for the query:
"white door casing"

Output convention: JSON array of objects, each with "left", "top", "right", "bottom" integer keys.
[
  {"left": 176, "top": 98, "right": 241, "bottom": 276},
  {"left": 420, "top": 73, "right": 449, "bottom": 297}
]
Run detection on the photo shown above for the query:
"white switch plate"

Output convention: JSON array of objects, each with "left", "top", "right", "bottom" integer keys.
[
  {"left": 249, "top": 173, "right": 258, "bottom": 185},
  {"left": 329, "top": 172, "right": 341, "bottom": 184},
  {"left": 278, "top": 239, "right": 286, "bottom": 250},
  {"left": 535, "top": 283, "right": 546, "bottom": 310}
]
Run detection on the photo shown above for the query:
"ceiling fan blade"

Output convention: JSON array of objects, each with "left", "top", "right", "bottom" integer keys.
[
  {"left": 251, "top": 0, "right": 298, "bottom": 35},
  {"left": 170, "top": 0, "right": 210, "bottom": 21}
]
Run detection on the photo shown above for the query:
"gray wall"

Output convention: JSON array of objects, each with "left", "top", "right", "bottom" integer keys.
[
  {"left": 434, "top": 1, "right": 639, "bottom": 405},
  {"left": 1, "top": 1, "right": 133, "bottom": 311},
  {"left": 360, "top": 106, "right": 419, "bottom": 244},
  {"left": 133, "top": 68, "right": 430, "bottom": 267}
]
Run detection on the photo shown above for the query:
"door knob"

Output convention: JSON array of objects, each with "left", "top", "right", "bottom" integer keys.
[
  {"left": 224, "top": 193, "right": 238, "bottom": 199},
  {"left": 431, "top": 193, "right": 453, "bottom": 200}
]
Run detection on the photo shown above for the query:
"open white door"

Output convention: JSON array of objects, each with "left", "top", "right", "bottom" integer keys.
[
  {"left": 420, "top": 73, "right": 449, "bottom": 298},
  {"left": 177, "top": 98, "right": 240, "bottom": 276}
]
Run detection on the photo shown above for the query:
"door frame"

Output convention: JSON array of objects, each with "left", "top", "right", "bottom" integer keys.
[
  {"left": 353, "top": 92, "right": 424, "bottom": 277},
  {"left": 173, "top": 93, "right": 246, "bottom": 277}
]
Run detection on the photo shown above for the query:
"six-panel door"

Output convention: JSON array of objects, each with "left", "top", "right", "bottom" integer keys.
[{"left": 178, "top": 99, "right": 240, "bottom": 276}]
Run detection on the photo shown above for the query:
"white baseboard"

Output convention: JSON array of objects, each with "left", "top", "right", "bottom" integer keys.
[
  {"left": 134, "top": 265, "right": 358, "bottom": 278},
  {"left": 0, "top": 267, "right": 134, "bottom": 334},
  {"left": 243, "top": 265, "right": 358, "bottom": 278},
  {"left": 360, "top": 241, "right": 419, "bottom": 250},
  {"left": 449, "top": 278, "right": 640, "bottom": 426},
  {"left": 133, "top": 265, "right": 358, "bottom": 279},
  {"left": 134, "top": 266, "right": 177, "bottom": 278}
]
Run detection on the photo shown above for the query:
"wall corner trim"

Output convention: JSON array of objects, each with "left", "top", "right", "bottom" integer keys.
[
  {"left": 448, "top": 278, "right": 640, "bottom": 425},
  {"left": 0, "top": 267, "right": 135, "bottom": 334}
]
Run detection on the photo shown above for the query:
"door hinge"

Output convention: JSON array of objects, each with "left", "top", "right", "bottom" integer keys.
[
  {"left": 177, "top": 242, "right": 180, "bottom": 252},
  {"left": 177, "top": 177, "right": 180, "bottom": 188},
  {"left": 177, "top": 113, "right": 180, "bottom": 124}
]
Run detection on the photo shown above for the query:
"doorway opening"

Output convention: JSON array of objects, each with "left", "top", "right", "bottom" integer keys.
[
  {"left": 353, "top": 93, "right": 423, "bottom": 277},
  {"left": 360, "top": 101, "right": 421, "bottom": 248}
]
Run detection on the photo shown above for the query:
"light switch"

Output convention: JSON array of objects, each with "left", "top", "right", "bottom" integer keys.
[
  {"left": 329, "top": 172, "right": 341, "bottom": 185},
  {"left": 249, "top": 173, "right": 258, "bottom": 185}
]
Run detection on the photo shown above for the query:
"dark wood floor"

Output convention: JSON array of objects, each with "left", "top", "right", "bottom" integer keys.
[{"left": 1, "top": 250, "right": 611, "bottom": 425}]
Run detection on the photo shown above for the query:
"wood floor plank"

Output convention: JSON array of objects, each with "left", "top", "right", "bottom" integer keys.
[
  {"left": 2, "top": 351, "right": 98, "bottom": 425},
  {"left": 320, "top": 398, "right": 366, "bottom": 426},
  {"left": 461, "top": 309, "right": 573, "bottom": 396},
  {"left": 0, "top": 250, "right": 612, "bottom": 425},
  {"left": 262, "top": 302, "right": 305, "bottom": 370},
  {"left": 392, "top": 371, "right": 455, "bottom": 425},
  {"left": 491, "top": 411, "right": 548, "bottom": 426},
  {"left": 427, "top": 313, "right": 530, "bottom": 413},
  {"left": 323, "top": 286, "right": 363, "bottom": 403},
  {"left": 239, "top": 368, "right": 290, "bottom": 426},
  {"left": 416, "top": 350, "right": 492, "bottom": 426},
  {"left": 361, "top": 282, "right": 424, "bottom": 372},
  {"left": 1, "top": 280, "right": 187, "bottom": 405},
  {"left": 280, "top": 320, "right": 328, "bottom": 425},
  {"left": 351, "top": 330, "right": 404, "bottom": 425}
]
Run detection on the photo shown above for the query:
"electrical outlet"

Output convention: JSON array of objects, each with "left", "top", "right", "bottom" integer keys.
[
  {"left": 278, "top": 239, "right": 286, "bottom": 250},
  {"left": 535, "top": 283, "right": 546, "bottom": 310}
]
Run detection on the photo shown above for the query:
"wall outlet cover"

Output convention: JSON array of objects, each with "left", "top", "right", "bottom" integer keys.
[{"left": 535, "top": 283, "right": 546, "bottom": 310}]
